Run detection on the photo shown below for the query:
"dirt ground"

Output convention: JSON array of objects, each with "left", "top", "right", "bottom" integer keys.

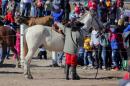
[{"left": 0, "top": 57, "right": 126, "bottom": 86}]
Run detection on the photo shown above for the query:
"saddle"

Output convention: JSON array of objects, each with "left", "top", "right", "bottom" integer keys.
[{"left": 52, "top": 23, "right": 64, "bottom": 36}]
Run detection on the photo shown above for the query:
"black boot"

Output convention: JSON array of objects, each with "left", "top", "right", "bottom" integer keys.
[
  {"left": 65, "top": 64, "right": 70, "bottom": 80},
  {"left": 71, "top": 66, "right": 80, "bottom": 80}
]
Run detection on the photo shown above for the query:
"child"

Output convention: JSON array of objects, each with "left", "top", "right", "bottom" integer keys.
[
  {"left": 109, "top": 25, "right": 121, "bottom": 71},
  {"left": 14, "top": 27, "right": 20, "bottom": 61},
  {"left": 38, "top": 45, "right": 47, "bottom": 60},
  {"left": 91, "top": 29, "right": 102, "bottom": 69},
  {"left": 83, "top": 35, "right": 93, "bottom": 69},
  {"left": 99, "top": 28, "right": 110, "bottom": 70}
]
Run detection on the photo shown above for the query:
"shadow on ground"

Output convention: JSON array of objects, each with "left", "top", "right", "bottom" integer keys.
[
  {"left": 0, "top": 71, "right": 22, "bottom": 74},
  {"left": 42, "top": 76, "right": 122, "bottom": 80},
  {"left": 0, "top": 64, "right": 16, "bottom": 68}
]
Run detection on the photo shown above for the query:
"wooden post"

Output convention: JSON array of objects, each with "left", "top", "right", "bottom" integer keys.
[{"left": 20, "top": 24, "right": 25, "bottom": 66}]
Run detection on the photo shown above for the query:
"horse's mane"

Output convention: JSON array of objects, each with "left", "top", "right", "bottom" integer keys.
[
  {"left": 25, "top": 15, "right": 52, "bottom": 18},
  {"left": 21, "top": 16, "right": 53, "bottom": 20},
  {"left": 16, "top": 16, "right": 53, "bottom": 26}
]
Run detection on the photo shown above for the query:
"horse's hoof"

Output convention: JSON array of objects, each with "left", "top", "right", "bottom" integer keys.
[{"left": 24, "top": 75, "right": 33, "bottom": 79}]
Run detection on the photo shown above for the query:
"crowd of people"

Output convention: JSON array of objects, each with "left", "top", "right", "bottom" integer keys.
[
  {"left": 49, "top": 0, "right": 130, "bottom": 72},
  {"left": 0, "top": 0, "right": 130, "bottom": 81}
]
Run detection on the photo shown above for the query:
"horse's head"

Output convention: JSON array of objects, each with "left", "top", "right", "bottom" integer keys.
[{"left": 80, "top": 11, "right": 104, "bottom": 36}]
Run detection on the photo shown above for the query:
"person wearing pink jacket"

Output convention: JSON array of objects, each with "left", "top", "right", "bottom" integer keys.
[{"left": 14, "top": 29, "right": 20, "bottom": 60}]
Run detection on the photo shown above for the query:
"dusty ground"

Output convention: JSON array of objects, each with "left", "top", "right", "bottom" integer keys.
[{"left": 0, "top": 57, "right": 126, "bottom": 86}]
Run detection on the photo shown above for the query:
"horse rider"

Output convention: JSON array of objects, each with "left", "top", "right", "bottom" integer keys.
[{"left": 3, "top": 11, "right": 15, "bottom": 29}]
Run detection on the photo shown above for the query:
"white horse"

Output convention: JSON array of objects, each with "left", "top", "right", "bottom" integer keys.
[{"left": 23, "top": 11, "right": 104, "bottom": 79}]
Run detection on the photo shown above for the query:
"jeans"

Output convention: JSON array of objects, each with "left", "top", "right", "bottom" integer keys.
[
  {"left": 111, "top": 49, "right": 121, "bottom": 67},
  {"left": 84, "top": 51, "right": 93, "bottom": 66},
  {"left": 101, "top": 47, "right": 107, "bottom": 66},
  {"left": 2, "top": 1, "right": 8, "bottom": 16},
  {"left": 6, "top": 47, "right": 10, "bottom": 59},
  {"left": 93, "top": 45, "right": 102, "bottom": 68},
  {"left": 45, "top": 10, "right": 51, "bottom": 16},
  {"left": 22, "top": 2, "right": 31, "bottom": 17},
  {"left": 31, "top": 5, "right": 37, "bottom": 17},
  {"left": 37, "top": 7, "right": 43, "bottom": 17},
  {"left": 13, "top": 2, "right": 20, "bottom": 16},
  {"left": 78, "top": 52, "right": 84, "bottom": 66},
  {"left": 57, "top": 52, "right": 64, "bottom": 63}
]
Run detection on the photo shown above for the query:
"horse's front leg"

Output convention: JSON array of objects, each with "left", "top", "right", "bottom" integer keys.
[{"left": 10, "top": 47, "right": 21, "bottom": 68}]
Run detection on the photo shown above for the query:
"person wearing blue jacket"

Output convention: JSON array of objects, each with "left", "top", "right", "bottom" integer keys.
[
  {"left": 123, "top": 24, "right": 130, "bottom": 49},
  {"left": 52, "top": 6, "right": 64, "bottom": 22},
  {"left": 109, "top": 25, "right": 121, "bottom": 71},
  {"left": 124, "top": 24, "right": 130, "bottom": 32}
]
